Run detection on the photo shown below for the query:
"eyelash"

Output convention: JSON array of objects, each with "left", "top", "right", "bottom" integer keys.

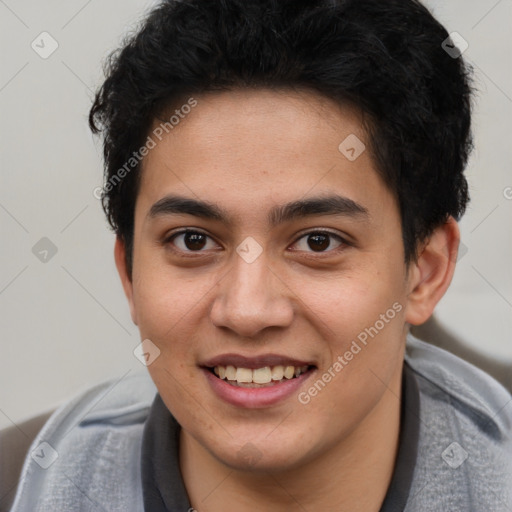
[{"left": 163, "top": 228, "right": 349, "bottom": 256}]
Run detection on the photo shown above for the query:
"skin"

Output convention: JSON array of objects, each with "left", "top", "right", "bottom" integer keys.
[{"left": 115, "top": 88, "right": 460, "bottom": 511}]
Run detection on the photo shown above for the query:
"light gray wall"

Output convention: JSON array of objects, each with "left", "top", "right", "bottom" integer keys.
[{"left": 1, "top": 0, "right": 511, "bottom": 430}]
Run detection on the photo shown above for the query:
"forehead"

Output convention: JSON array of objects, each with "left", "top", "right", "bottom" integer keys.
[{"left": 136, "top": 88, "right": 396, "bottom": 224}]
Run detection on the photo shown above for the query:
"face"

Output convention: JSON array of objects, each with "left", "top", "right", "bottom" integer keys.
[{"left": 120, "top": 88, "right": 416, "bottom": 472}]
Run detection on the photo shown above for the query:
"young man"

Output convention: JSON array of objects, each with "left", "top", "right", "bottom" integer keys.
[{"left": 10, "top": 0, "right": 512, "bottom": 510}]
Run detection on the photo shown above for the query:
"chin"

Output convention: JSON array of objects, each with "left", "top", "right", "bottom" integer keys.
[{"left": 208, "top": 434, "right": 314, "bottom": 473}]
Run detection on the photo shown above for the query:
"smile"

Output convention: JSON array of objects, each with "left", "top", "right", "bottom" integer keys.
[
  {"left": 201, "top": 354, "right": 317, "bottom": 408},
  {"left": 210, "top": 364, "right": 311, "bottom": 387}
]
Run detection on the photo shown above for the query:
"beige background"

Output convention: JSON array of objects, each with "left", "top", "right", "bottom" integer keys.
[{"left": 1, "top": 0, "right": 511, "bottom": 430}]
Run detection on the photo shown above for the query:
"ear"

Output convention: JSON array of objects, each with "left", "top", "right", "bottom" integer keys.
[
  {"left": 114, "top": 237, "right": 138, "bottom": 325},
  {"left": 405, "top": 216, "right": 460, "bottom": 326}
]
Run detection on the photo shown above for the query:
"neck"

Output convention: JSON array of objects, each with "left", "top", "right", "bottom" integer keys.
[{"left": 180, "top": 362, "right": 403, "bottom": 512}]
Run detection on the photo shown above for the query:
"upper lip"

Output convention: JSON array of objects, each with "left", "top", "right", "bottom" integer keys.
[{"left": 201, "top": 353, "right": 315, "bottom": 369}]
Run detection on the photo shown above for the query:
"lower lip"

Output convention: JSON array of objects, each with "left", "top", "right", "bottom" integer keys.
[{"left": 202, "top": 368, "right": 315, "bottom": 408}]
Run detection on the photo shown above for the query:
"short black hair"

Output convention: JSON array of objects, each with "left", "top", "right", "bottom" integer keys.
[{"left": 89, "top": 0, "right": 473, "bottom": 273}]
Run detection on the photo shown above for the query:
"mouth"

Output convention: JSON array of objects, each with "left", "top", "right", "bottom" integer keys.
[
  {"left": 207, "top": 364, "right": 314, "bottom": 388},
  {"left": 200, "top": 354, "right": 317, "bottom": 408}
]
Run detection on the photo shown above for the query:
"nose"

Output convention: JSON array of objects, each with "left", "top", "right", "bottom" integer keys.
[{"left": 209, "top": 251, "right": 294, "bottom": 338}]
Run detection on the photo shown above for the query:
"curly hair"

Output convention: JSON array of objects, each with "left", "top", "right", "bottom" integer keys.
[{"left": 89, "top": 0, "right": 473, "bottom": 273}]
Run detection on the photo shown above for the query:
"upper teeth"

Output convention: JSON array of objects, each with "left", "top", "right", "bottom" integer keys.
[{"left": 213, "top": 365, "right": 309, "bottom": 384}]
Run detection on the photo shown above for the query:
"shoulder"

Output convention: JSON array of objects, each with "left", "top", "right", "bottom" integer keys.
[
  {"left": 10, "top": 370, "right": 157, "bottom": 512},
  {"left": 404, "top": 334, "right": 512, "bottom": 511},
  {"left": 405, "top": 334, "right": 512, "bottom": 431}
]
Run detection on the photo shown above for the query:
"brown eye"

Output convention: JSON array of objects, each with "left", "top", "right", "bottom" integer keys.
[
  {"left": 169, "top": 230, "right": 217, "bottom": 252},
  {"left": 292, "top": 231, "right": 345, "bottom": 253},
  {"left": 183, "top": 232, "right": 207, "bottom": 250},
  {"left": 307, "top": 233, "right": 330, "bottom": 252}
]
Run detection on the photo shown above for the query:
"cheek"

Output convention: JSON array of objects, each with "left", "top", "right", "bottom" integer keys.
[
  {"left": 297, "top": 284, "right": 407, "bottom": 442},
  {"left": 131, "top": 255, "right": 208, "bottom": 340},
  {"left": 299, "top": 267, "right": 407, "bottom": 396},
  {"left": 302, "top": 261, "right": 406, "bottom": 338}
]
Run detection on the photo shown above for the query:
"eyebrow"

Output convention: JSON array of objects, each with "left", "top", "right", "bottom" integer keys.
[{"left": 148, "top": 194, "right": 369, "bottom": 226}]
